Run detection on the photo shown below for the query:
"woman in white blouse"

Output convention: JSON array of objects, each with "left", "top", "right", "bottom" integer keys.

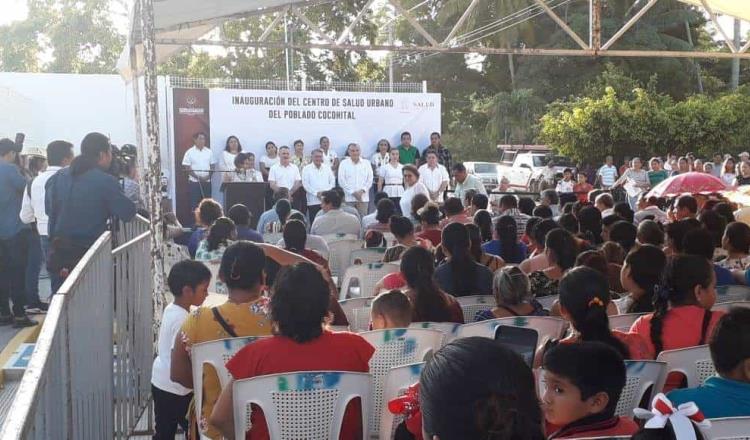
[
  {"left": 224, "top": 152, "right": 261, "bottom": 183},
  {"left": 221, "top": 136, "right": 243, "bottom": 175},
  {"left": 721, "top": 157, "right": 737, "bottom": 186},
  {"left": 259, "top": 141, "right": 279, "bottom": 182},
  {"left": 371, "top": 139, "right": 391, "bottom": 175},
  {"left": 378, "top": 148, "right": 404, "bottom": 211},
  {"left": 400, "top": 164, "right": 429, "bottom": 219}
]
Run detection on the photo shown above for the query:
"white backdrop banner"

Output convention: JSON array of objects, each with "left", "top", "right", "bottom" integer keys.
[{"left": 208, "top": 89, "right": 441, "bottom": 161}]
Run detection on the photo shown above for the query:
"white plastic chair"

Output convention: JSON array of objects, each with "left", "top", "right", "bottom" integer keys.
[
  {"left": 409, "top": 322, "right": 461, "bottom": 344},
  {"left": 608, "top": 312, "right": 647, "bottom": 332},
  {"left": 339, "top": 297, "right": 375, "bottom": 330},
  {"left": 328, "top": 325, "right": 351, "bottom": 332},
  {"left": 656, "top": 345, "right": 716, "bottom": 390},
  {"left": 614, "top": 360, "right": 667, "bottom": 417},
  {"left": 191, "top": 336, "right": 267, "bottom": 439},
  {"left": 701, "top": 417, "right": 750, "bottom": 440},
  {"left": 713, "top": 300, "right": 750, "bottom": 312},
  {"left": 327, "top": 238, "right": 365, "bottom": 279},
  {"left": 360, "top": 329, "right": 444, "bottom": 439},
  {"left": 232, "top": 371, "right": 372, "bottom": 440},
  {"left": 263, "top": 232, "right": 283, "bottom": 244},
  {"left": 536, "top": 294, "right": 558, "bottom": 310},
  {"left": 379, "top": 362, "right": 425, "bottom": 440},
  {"left": 349, "top": 247, "right": 387, "bottom": 265},
  {"left": 339, "top": 263, "right": 399, "bottom": 300},
  {"left": 455, "top": 316, "right": 567, "bottom": 347},
  {"left": 382, "top": 232, "right": 397, "bottom": 246},
  {"left": 715, "top": 285, "right": 750, "bottom": 303},
  {"left": 455, "top": 295, "right": 495, "bottom": 323},
  {"left": 205, "top": 261, "right": 228, "bottom": 295}
]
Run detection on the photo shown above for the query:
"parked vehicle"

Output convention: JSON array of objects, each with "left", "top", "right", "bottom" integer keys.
[
  {"left": 496, "top": 145, "right": 575, "bottom": 193},
  {"left": 464, "top": 161, "right": 500, "bottom": 192}
]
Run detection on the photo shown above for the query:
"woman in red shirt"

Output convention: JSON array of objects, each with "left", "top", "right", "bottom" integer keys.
[
  {"left": 400, "top": 246, "right": 464, "bottom": 324},
  {"left": 210, "top": 263, "right": 375, "bottom": 439}
]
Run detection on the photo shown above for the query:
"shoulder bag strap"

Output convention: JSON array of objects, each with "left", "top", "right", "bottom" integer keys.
[{"left": 211, "top": 307, "right": 238, "bottom": 338}]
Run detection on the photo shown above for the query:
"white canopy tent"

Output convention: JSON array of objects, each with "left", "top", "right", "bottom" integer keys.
[{"left": 124, "top": 0, "right": 749, "bottom": 315}]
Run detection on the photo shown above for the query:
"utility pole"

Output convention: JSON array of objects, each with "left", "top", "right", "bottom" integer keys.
[{"left": 730, "top": 18, "right": 740, "bottom": 90}]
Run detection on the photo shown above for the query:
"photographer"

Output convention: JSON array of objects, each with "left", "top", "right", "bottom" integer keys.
[
  {"left": 46, "top": 132, "right": 136, "bottom": 294},
  {"left": 0, "top": 138, "right": 36, "bottom": 327}
]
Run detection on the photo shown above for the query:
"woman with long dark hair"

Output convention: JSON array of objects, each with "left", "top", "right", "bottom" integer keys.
[
  {"left": 482, "top": 215, "right": 527, "bottom": 264},
  {"left": 195, "top": 217, "right": 236, "bottom": 262},
  {"left": 221, "top": 135, "right": 243, "bottom": 175},
  {"left": 617, "top": 245, "right": 666, "bottom": 314},
  {"left": 473, "top": 209, "right": 493, "bottom": 243},
  {"left": 400, "top": 246, "right": 463, "bottom": 323},
  {"left": 466, "top": 224, "right": 504, "bottom": 272},
  {"left": 529, "top": 228, "right": 578, "bottom": 298},
  {"left": 435, "top": 223, "right": 493, "bottom": 296}
]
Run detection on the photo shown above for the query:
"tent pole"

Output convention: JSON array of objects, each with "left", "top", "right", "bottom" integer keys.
[{"left": 139, "top": 0, "right": 166, "bottom": 338}]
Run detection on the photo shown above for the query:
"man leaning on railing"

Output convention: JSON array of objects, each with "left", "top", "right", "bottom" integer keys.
[{"left": 45, "top": 132, "right": 136, "bottom": 295}]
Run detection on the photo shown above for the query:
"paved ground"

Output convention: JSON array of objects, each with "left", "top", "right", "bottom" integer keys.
[{"left": 0, "top": 277, "right": 51, "bottom": 354}]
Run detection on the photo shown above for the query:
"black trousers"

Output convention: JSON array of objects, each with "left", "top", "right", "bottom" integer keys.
[
  {"left": 0, "top": 229, "right": 29, "bottom": 317},
  {"left": 152, "top": 384, "right": 192, "bottom": 440}
]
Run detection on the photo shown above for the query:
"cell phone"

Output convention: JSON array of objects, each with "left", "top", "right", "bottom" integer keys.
[{"left": 494, "top": 325, "right": 539, "bottom": 367}]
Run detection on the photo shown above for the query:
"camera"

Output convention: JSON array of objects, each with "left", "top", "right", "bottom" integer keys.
[{"left": 108, "top": 143, "right": 138, "bottom": 177}]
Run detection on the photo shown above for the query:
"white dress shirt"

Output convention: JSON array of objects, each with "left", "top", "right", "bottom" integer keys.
[
  {"left": 555, "top": 179, "right": 575, "bottom": 193},
  {"left": 268, "top": 162, "right": 301, "bottom": 190},
  {"left": 418, "top": 163, "right": 449, "bottom": 202},
  {"left": 222, "top": 151, "right": 238, "bottom": 172},
  {"left": 302, "top": 163, "right": 335, "bottom": 206},
  {"left": 400, "top": 182, "right": 429, "bottom": 218},
  {"left": 182, "top": 146, "right": 216, "bottom": 182},
  {"left": 371, "top": 153, "right": 390, "bottom": 178},
  {"left": 20, "top": 166, "right": 62, "bottom": 236},
  {"left": 322, "top": 149, "right": 338, "bottom": 168},
  {"left": 260, "top": 155, "right": 280, "bottom": 170},
  {"left": 338, "top": 158, "right": 373, "bottom": 203},
  {"left": 379, "top": 163, "right": 404, "bottom": 197}
]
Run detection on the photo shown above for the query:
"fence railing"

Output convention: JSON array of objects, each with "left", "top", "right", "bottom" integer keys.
[
  {"left": 114, "top": 214, "right": 150, "bottom": 248},
  {"left": 1, "top": 217, "right": 154, "bottom": 439}
]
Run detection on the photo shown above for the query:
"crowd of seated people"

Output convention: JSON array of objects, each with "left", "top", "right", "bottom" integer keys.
[{"left": 148, "top": 152, "right": 750, "bottom": 440}]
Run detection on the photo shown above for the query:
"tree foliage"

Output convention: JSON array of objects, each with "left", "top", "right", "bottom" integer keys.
[{"left": 539, "top": 85, "right": 750, "bottom": 163}]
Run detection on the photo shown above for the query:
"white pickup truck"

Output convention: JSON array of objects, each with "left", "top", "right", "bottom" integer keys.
[{"left": 496, "top": 145, "right": 576, "bottom": 193}]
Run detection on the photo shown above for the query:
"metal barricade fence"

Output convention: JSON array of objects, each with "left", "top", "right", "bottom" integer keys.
[
  {"left": 114, "top": 214, "right": 150, "bottom": 248},
  {"left": 1, "top": 233, "right": 114, "bottom": 440},
  {"left": 1, "top": 218, "right": 154, "bottom": 439},
  {"left": 113, "top": 229, "right": 153, "bottom": 439}
]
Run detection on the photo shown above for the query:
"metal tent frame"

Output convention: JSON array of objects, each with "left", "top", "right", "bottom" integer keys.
[{"left": 127, "top": 0, "right": 749, "bottom": 305}]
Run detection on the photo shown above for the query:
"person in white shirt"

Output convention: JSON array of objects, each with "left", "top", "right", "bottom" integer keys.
[
  {"left": 634, "top": 195, "right": 669, "bottom": 224},
  {"left": 555, "top": 168, "right": 575, "bottom": 193},
  {"left": 371, "top": 139, "right": 391, "bottom": 181},
  {"left": 259, "top": 141, "right": 279, "bottom": 182},
  {"left": 319, "top": 136, "right": 339, "bottom": 173},
  {"left": 181, "top": 132, "right": 217, "bottom": 213},
  {"left": 400, "top": 164, "right": 429, "bottom": 219},
  {"left": 302, "top": 149, "right": 336, "bottom": 220},
  {"left": 338, "top": 143, "right": 373, "bottom": 217},
  {"left": 418, "top": 150, "right": 449, "bottom": 202},
  {"left": 221, "top": 136, "right": 242, "bottom": 176},
  {"left": 20, "top": 141, "right": 74, "bottom": 310},
  {"left": 596, "top": 155, "right": 618, "bottom": 189},
  {"left": 377, "top": 148, "right": 404, "bottom": 211},
  {"left": 310, "top": 189, "right": 362, "bottom": 238},
  {"left": 268, "top": 146, "right": 302, "bottom": 200},
  {"left": 151, "top": 260, "right": 210, "bottom": 439}
]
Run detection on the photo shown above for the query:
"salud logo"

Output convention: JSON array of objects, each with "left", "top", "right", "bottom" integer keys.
[{"left": 179, "top": 94, "right": 205, "bottom": 116}]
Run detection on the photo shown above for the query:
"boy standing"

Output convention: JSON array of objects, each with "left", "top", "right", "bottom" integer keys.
[{"left": 151, "top": 260, "right": 211, "bottom": 439}]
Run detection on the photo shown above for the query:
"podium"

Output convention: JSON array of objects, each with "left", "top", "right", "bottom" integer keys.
[{"left": 221, "top": 182, "right": 268, "bottom": 229}]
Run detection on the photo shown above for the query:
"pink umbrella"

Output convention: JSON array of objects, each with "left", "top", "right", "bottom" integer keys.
[{"left": 645, "top": 172, "right": 728, "bottom": 198}]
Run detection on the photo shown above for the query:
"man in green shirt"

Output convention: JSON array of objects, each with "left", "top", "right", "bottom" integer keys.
[{"left": 397, "top": 131, "right": 420, "bottom": 165}]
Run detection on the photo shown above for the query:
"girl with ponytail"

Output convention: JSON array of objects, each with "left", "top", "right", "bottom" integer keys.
[
  {"left": 400, "top": 246, "right": 464, "bottom": 324},
  {"left": 630, "top": 254, "right": 725, "bottom": 389},
  {"left": 557, "top": 266, "right": 653, "bottom": 360},
  {"left": 618, "top": 244, "right": 667, "bottom": 314},
  {"left": 195, "top": 217, "right": 236, "bottom": 262}
]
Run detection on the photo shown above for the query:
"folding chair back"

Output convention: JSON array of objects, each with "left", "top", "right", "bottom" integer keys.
[
  {"left": 327, "top": 238, "right": 364, "bottom": 279},
  {"left": 455, "top": 295, "right": 495, "bottom": 323},
  {"left": 536, "top": 294, "right": 558, "bottom": 311},
  {"left": 339, "top": 263, "right": 399, "bottom": 300},
  {"left": 360, "top": 329, "right": 443, "bottom": 438},
  {"left": 608, "top": 313, "right": 647, "bottom": 332},
  {"left": 379, "top": 363, "right": 425, "bottom": 440},
  {"left": 455, "top": 316, "right": 567, "bottom": 348},
  {"left": 191, "top": 336, "right": 267, "bottom": 439},
  {"left": 713, "top": 301, "right": 750, "bottom": 313},
  {"left": 715, "top": 285, "right": 750, "bottom": 303},
  {"left": 701, "top": 417, "right": 750, "bottom": 440},
  {"left": 263, "top": 232, "right": 283, "bottom": 244},
  {"left": 338, "top": 297, "right": 375, "bottom": 331},
  {"left": 656, "top": 345, "right": 716, "bottom": 390},
  {"left": 205, "top": 261, "right": 227, "bottom": 295},
  {"left": 614, "top": 361, "right": 667, "bottom": 417},
  {"left": 349, "top": 247, "right": 387, "bottom": 265},
  {"left": 408, "top": 322, "right": 461, "bottom": 344},
  {"left": 232, "top": 371, "right": 371, "bottom": 440}
]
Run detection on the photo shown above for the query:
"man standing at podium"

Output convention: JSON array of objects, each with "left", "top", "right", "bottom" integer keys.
[
  {"left": 268, "top": 146, "right": 302, "bottom": 204},
  {"left": 302, "top": 149, "right": 335, "bottom": 220},
  {"left": 181, "top": 132, "right": 216, "bottom": 213}
]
